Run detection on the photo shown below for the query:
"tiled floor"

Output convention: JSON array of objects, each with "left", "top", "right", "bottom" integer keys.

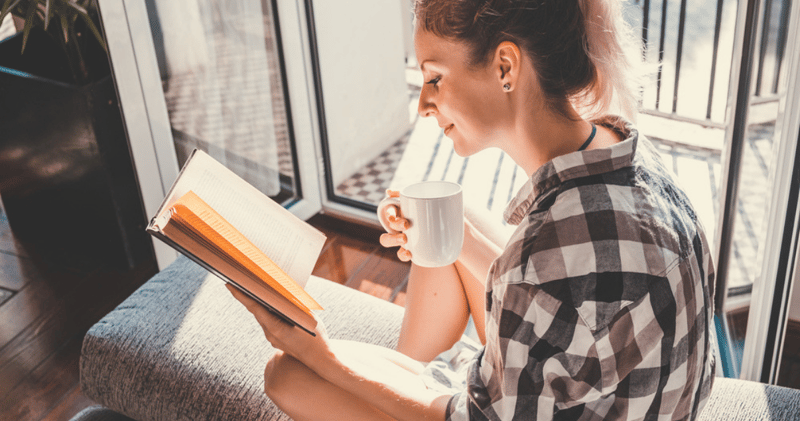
[{"left": 335, "top": 137, "right": 410, "bottom": 205}]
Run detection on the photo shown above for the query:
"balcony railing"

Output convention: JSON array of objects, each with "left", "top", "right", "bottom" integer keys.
[{"left": 627, "top": 0, "right": 791, "bottom": 129}]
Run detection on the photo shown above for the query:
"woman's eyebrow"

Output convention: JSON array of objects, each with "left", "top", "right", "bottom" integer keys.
[{"left": 420, "top": 59, "right": 440, "bottom": 70}]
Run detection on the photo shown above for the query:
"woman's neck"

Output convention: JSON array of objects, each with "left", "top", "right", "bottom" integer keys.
[{"left": 503, "top": 102, "right": 594, "bottom": 178}]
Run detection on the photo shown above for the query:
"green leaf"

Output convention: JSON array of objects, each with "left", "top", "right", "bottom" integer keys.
[
  {"left": 0, "top": 0, "right": 24, "bottom": 28},
  {"left": 20, "top": 0, "right": 37, "bottom": 54},
  {"left": 64, "top": 1, "right": 86, "bottom": 15},
  {"left": 43, "top": 0, "right": 51, "bottom": 30},
  {"left": 60, "top": 11, "right": 67, "bottom": 43},
  {"left": 76, "top": 7, "right": 105, "bottom": 52}
]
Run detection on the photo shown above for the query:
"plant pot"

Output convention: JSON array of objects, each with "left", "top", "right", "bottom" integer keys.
[{"left": 0, "top": 29, "right": 153, "bottom": 270}]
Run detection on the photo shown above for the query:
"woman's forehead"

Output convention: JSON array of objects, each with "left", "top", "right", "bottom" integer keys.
[{"left": 414, "top": 28, "right": 471, "bottom": 69}]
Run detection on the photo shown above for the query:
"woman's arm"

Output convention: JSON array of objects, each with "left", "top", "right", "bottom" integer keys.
[{"left": 458, "top": 214, "right": 504, "bottom": 284}]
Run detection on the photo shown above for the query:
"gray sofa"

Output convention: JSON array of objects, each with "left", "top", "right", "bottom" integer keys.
[
  {"left": 76, "top": 257, "right": 800, "bottom": 420},
  {"left": 79, "top": 256, "right": 403, "bottom": 420}
]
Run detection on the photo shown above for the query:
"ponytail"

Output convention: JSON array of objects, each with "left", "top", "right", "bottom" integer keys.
[{"left": 578, "top": 0, "right": 641, "bottom": 121}]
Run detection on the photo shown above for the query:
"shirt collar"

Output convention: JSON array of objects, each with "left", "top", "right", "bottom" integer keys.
[{"left": 504, "top": 116, "right": 638, "bottom": 225}]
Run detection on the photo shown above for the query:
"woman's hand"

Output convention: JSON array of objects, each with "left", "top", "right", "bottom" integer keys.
[
  {"left": 225, "top": 284, "right": 331, "bottom": 365},
  {"left": 378, "top": 190, "right": 412, "bottom": 262}
]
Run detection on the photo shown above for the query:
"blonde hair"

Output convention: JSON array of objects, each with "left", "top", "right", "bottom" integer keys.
[{"left": 577, "top": 0, "right": 642, "bottom": 121}]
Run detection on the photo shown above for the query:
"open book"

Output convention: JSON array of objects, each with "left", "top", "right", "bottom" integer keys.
[{"left": 147, "top": 150, "right": 327, "bottom": 335}]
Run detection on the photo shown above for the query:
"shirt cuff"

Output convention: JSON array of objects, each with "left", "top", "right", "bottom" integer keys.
[{"left": 446, "top": 392, "right": 469, "bottom": 421}]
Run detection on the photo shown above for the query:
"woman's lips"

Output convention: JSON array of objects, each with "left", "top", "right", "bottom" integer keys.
[{"left": 444, "top": 124, "right": 454, "bottom": 135}]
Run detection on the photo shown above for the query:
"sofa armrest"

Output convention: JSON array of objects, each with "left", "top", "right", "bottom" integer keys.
[
  {"left": 698, "top": 378, "right": 800, "bottom": 421},
  {"left": 80, "top": 256, "right": 404, "bottom": 421}
]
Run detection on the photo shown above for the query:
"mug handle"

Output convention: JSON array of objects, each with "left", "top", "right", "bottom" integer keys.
[{"left": 377, "top": 196, "right": 402, "bottom": 235}]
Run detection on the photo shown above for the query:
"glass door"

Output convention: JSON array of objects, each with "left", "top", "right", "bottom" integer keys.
[
  {"left": 302, "top": 0, "right": 416, "bottom": 222},
  {"left": 708, "top": 0, "right": 800, "bottom": 384},
  {"left": 97, "top": 0, "right": 324, "bottom": 268},
  {"left": 735, "top": 0, "right": 800, "bottom": 384}
]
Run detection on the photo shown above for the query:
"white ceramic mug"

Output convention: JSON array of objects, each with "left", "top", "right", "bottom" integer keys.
[{"left": 377, "top": 181, "right": 464, "bottom": 267}]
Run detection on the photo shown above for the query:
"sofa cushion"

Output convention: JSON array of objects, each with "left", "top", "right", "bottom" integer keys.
[
  {"left": 697, "top": 377, "right": 800, "bottom": 421},
  {"left": 80, "top": 256, "right": 404, "bottom": 421}
]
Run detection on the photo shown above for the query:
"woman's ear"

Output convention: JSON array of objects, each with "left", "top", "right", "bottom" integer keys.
[{"left": 495, "top": 41, "right": 522, "bottom": 92}]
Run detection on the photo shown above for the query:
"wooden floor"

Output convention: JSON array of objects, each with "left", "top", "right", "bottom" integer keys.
[{"left": 0, "top": 207, "right": 409, "bottom": 421}]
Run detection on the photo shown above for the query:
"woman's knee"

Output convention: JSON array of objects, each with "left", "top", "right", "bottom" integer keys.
[{"left": 263, "top": 351, "right": 307, "bottom": 406}]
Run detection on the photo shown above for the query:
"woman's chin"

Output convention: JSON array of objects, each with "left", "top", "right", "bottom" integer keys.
[{"left": 450, "top": 135, "right": 482, "bottom": 157}]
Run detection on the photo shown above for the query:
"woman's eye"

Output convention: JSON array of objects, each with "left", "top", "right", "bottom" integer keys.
[{"left": 426, "top": 76, "right": 441, "bottom": 87}]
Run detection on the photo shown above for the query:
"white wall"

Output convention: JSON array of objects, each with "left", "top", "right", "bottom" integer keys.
[
  {"left": 0, "top": 13, "right": 15, "bottom": 42},
  {"left": 312, "top": 0, "right": 410, "bottom": 187}
]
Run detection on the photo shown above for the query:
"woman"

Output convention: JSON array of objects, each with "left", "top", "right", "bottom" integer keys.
[{"left": 227, "top": 0, "right": 717, "bottom": 419}]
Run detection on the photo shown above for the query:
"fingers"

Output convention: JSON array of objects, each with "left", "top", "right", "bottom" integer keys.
[
  {"left": 382, "top": 204, "right": 409, "bottom": 232},
  {"left": 379, "top": 232, "right": 407, "bottom": 248},
  {"left": 381, "top": 233, "right": 412, "bottom": 261},
  {"left": 226, "top": 284, "right": 258, "bottom": 311},
  {"left": 380, "top": 231, "right": 412, "bottom": 262},
  {"left": 225, "top": 284, "right": 293, "bottom": 338},
  {"left": 382, "top": 189, "right": 412, "bottom": 262},
  {"left": 388, "top": 213, "right": 410, "bottom": 232},
  {"left": 382, "top": 191, "right": 410, "bottom": 232},
  {"left": 225, "top": 284, "right": 290, "bottom": 330}
]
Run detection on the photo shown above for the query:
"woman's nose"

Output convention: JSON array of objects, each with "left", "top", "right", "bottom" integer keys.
[{"left": 417, "top": 86, "right": 436, "bottom": 117}]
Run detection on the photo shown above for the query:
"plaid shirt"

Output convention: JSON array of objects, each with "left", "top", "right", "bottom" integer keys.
[{"left": 446, "top": 117, "right": 716, "bottom": 420}]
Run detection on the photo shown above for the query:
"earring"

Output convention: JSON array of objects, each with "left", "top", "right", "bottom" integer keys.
[{"left": 503, "top": 83, "right": 511, "bottom": 91}]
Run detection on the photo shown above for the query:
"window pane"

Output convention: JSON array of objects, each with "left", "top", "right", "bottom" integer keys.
[{"left": 145, "top": 0, "right": 298, "bottom": 203}]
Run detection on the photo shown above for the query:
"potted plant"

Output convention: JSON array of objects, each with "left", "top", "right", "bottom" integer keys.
[
  {"left": 0, "top": 0, "right": 154, "bottom": 270},
  {"left": 1, "top": 0, "right": 107, "bottom": 83}
]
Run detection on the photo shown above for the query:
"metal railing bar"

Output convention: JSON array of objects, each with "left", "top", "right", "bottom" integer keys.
[
  {"left": 642, "top": 0, "right": 651, "bottom": 62},
  {"left": 486, "top": 152, "right": 505, "bottom": 210},
  {"left": 772, "top": 0, "right": 792, "bottom": 94},
  {"left": 656, "top": 0, "right": 669, "bottom": 109},
  {"left": 422, "top": 131, "right": 443, "bottom": 182},
  {"left": 457, "top": 156, "right": 469, "bottom": 186},
  {"left": 751, "top": 92, "right": 782, "bottom": 104},
  {"left": 714, "top": 0, "right": 761, "bottom": 314},
  {"left": 440, "top": 148, "right": 455, "bottom": 181},
  {"left": 673, "top": 0, "right": 688, "bottom": 113},
  {"left": 639, "top": 108, "right": 729, "bottom": 130},
  {"left": 635, "top": 0, "right": 790, "bottom": 128},
  {"left": 755, "top": 0, "right": 774, "bottom": 97},
  {"left": 707, "top": 0, "right": 726, "bottom": 120}
]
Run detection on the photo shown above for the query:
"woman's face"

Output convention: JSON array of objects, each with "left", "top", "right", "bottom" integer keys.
[{"left": 414, "top": 28, "right": 511, "bottom": 156}]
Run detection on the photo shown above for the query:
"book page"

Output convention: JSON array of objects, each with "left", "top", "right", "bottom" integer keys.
[{"left": 155, "top": 150, "right": 325, "bottom": 287}]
